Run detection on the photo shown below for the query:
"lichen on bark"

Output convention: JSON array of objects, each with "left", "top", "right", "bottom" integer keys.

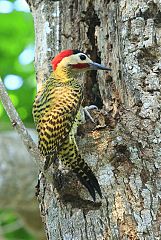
[{"left": 27, "top": 0, "right": 161, "bottom": 239}]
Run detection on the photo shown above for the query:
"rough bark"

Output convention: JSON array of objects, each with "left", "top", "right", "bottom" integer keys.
[{"left": 27, "top": 0, "right": 161, "bottom": 239}]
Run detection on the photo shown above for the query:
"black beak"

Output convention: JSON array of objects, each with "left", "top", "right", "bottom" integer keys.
[{"left": 89, "top": 62, "right": 111, "bottom": 71}]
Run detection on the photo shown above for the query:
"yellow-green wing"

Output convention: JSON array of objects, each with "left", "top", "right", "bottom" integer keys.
[{"left": 33, "top": 82, "right": 82, "bottom": 169}]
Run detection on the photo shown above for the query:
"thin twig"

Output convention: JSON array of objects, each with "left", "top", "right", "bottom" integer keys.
[{"left": 0, "top": 78, "right": 47, "bottom": 175}]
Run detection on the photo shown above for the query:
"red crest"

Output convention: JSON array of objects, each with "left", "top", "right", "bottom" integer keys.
[{"left": 51, "top": 50, "right": 73, "bottom": 70}]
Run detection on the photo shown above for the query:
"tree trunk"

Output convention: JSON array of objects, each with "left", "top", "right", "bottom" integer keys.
[{"left": 27, "top": 0, "right": 161, "bottom": 239}]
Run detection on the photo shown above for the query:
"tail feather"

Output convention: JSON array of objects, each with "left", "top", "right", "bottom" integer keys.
[
  {"left": 44, "top": 151, "right": 58, "bottom": 170},
  {"left": 71, "top": 155, "right": 102, "bottom": 201},
  {"left": 75, "top": 169, "right": 96, "bottom": 201},
  {"left": 59, "top": 140, "right": 102, "bottom": 201}
]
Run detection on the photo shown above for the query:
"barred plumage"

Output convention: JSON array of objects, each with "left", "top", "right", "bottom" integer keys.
[{"left": 33, "top": 50, "right": 110, "bottom": 200}]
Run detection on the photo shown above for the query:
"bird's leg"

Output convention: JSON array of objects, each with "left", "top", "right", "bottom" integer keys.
[{"left": 84, "top": 105, "right": 98, "bottom": 123}]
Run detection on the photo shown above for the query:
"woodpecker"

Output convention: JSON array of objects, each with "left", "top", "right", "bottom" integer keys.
[{"left": 33, "top": 49, "right": 111, "bottom": 201}]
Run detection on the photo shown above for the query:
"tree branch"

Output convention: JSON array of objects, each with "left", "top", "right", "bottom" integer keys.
[
  {"left": 0, "top": 76, "right": 48, "bottom": 239},
  {"left": 0, "top": 130, "right": 46, "bottom": 240},
  {"left": 0, "top": 78, "right": 42, "bottom": 164},
  {"left": 0, "top": 78, "right": 52, "bottom": 180}
]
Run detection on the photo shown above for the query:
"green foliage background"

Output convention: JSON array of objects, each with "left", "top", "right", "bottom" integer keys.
[
  {"left": 0, "top": 1, "right": 36, "bottom": 239},
  {"left": 0, "top": 2, "right": 36, "bottom": 131}
]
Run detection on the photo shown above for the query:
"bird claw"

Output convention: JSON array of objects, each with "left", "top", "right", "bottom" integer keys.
[{"left": 84, "top": 105, "right": 98, "bottom": 123}]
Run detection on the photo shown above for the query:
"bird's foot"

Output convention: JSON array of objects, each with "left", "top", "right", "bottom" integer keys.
[{"left": 84, "top": 105, "right": 98, "bottom": 123}]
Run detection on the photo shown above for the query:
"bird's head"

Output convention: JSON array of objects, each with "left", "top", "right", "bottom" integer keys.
[{"left": 51, "top": 49, "right": 111, "bottom": 75}]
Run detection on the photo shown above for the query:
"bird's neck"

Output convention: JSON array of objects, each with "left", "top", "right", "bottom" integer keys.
[
  {"left": 46, "top": 71, "right": 81, "bottom": 90},
  {"left": 53, "top": 67, "right": 76, "bottom": 83}
]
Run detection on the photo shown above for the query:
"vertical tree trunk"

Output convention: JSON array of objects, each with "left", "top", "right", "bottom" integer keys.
[{"left": 27, "top": 0, "right": 161, "bottom": 239}]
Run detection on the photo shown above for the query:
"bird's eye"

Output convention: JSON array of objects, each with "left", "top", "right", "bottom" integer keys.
[{"left": 80, "top": 54, "right": 86, "bottom": 60}]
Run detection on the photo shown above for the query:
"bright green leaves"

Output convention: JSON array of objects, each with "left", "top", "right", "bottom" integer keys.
[{"left": 0, "top": 4, "right": 36, "bottom": 129}]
